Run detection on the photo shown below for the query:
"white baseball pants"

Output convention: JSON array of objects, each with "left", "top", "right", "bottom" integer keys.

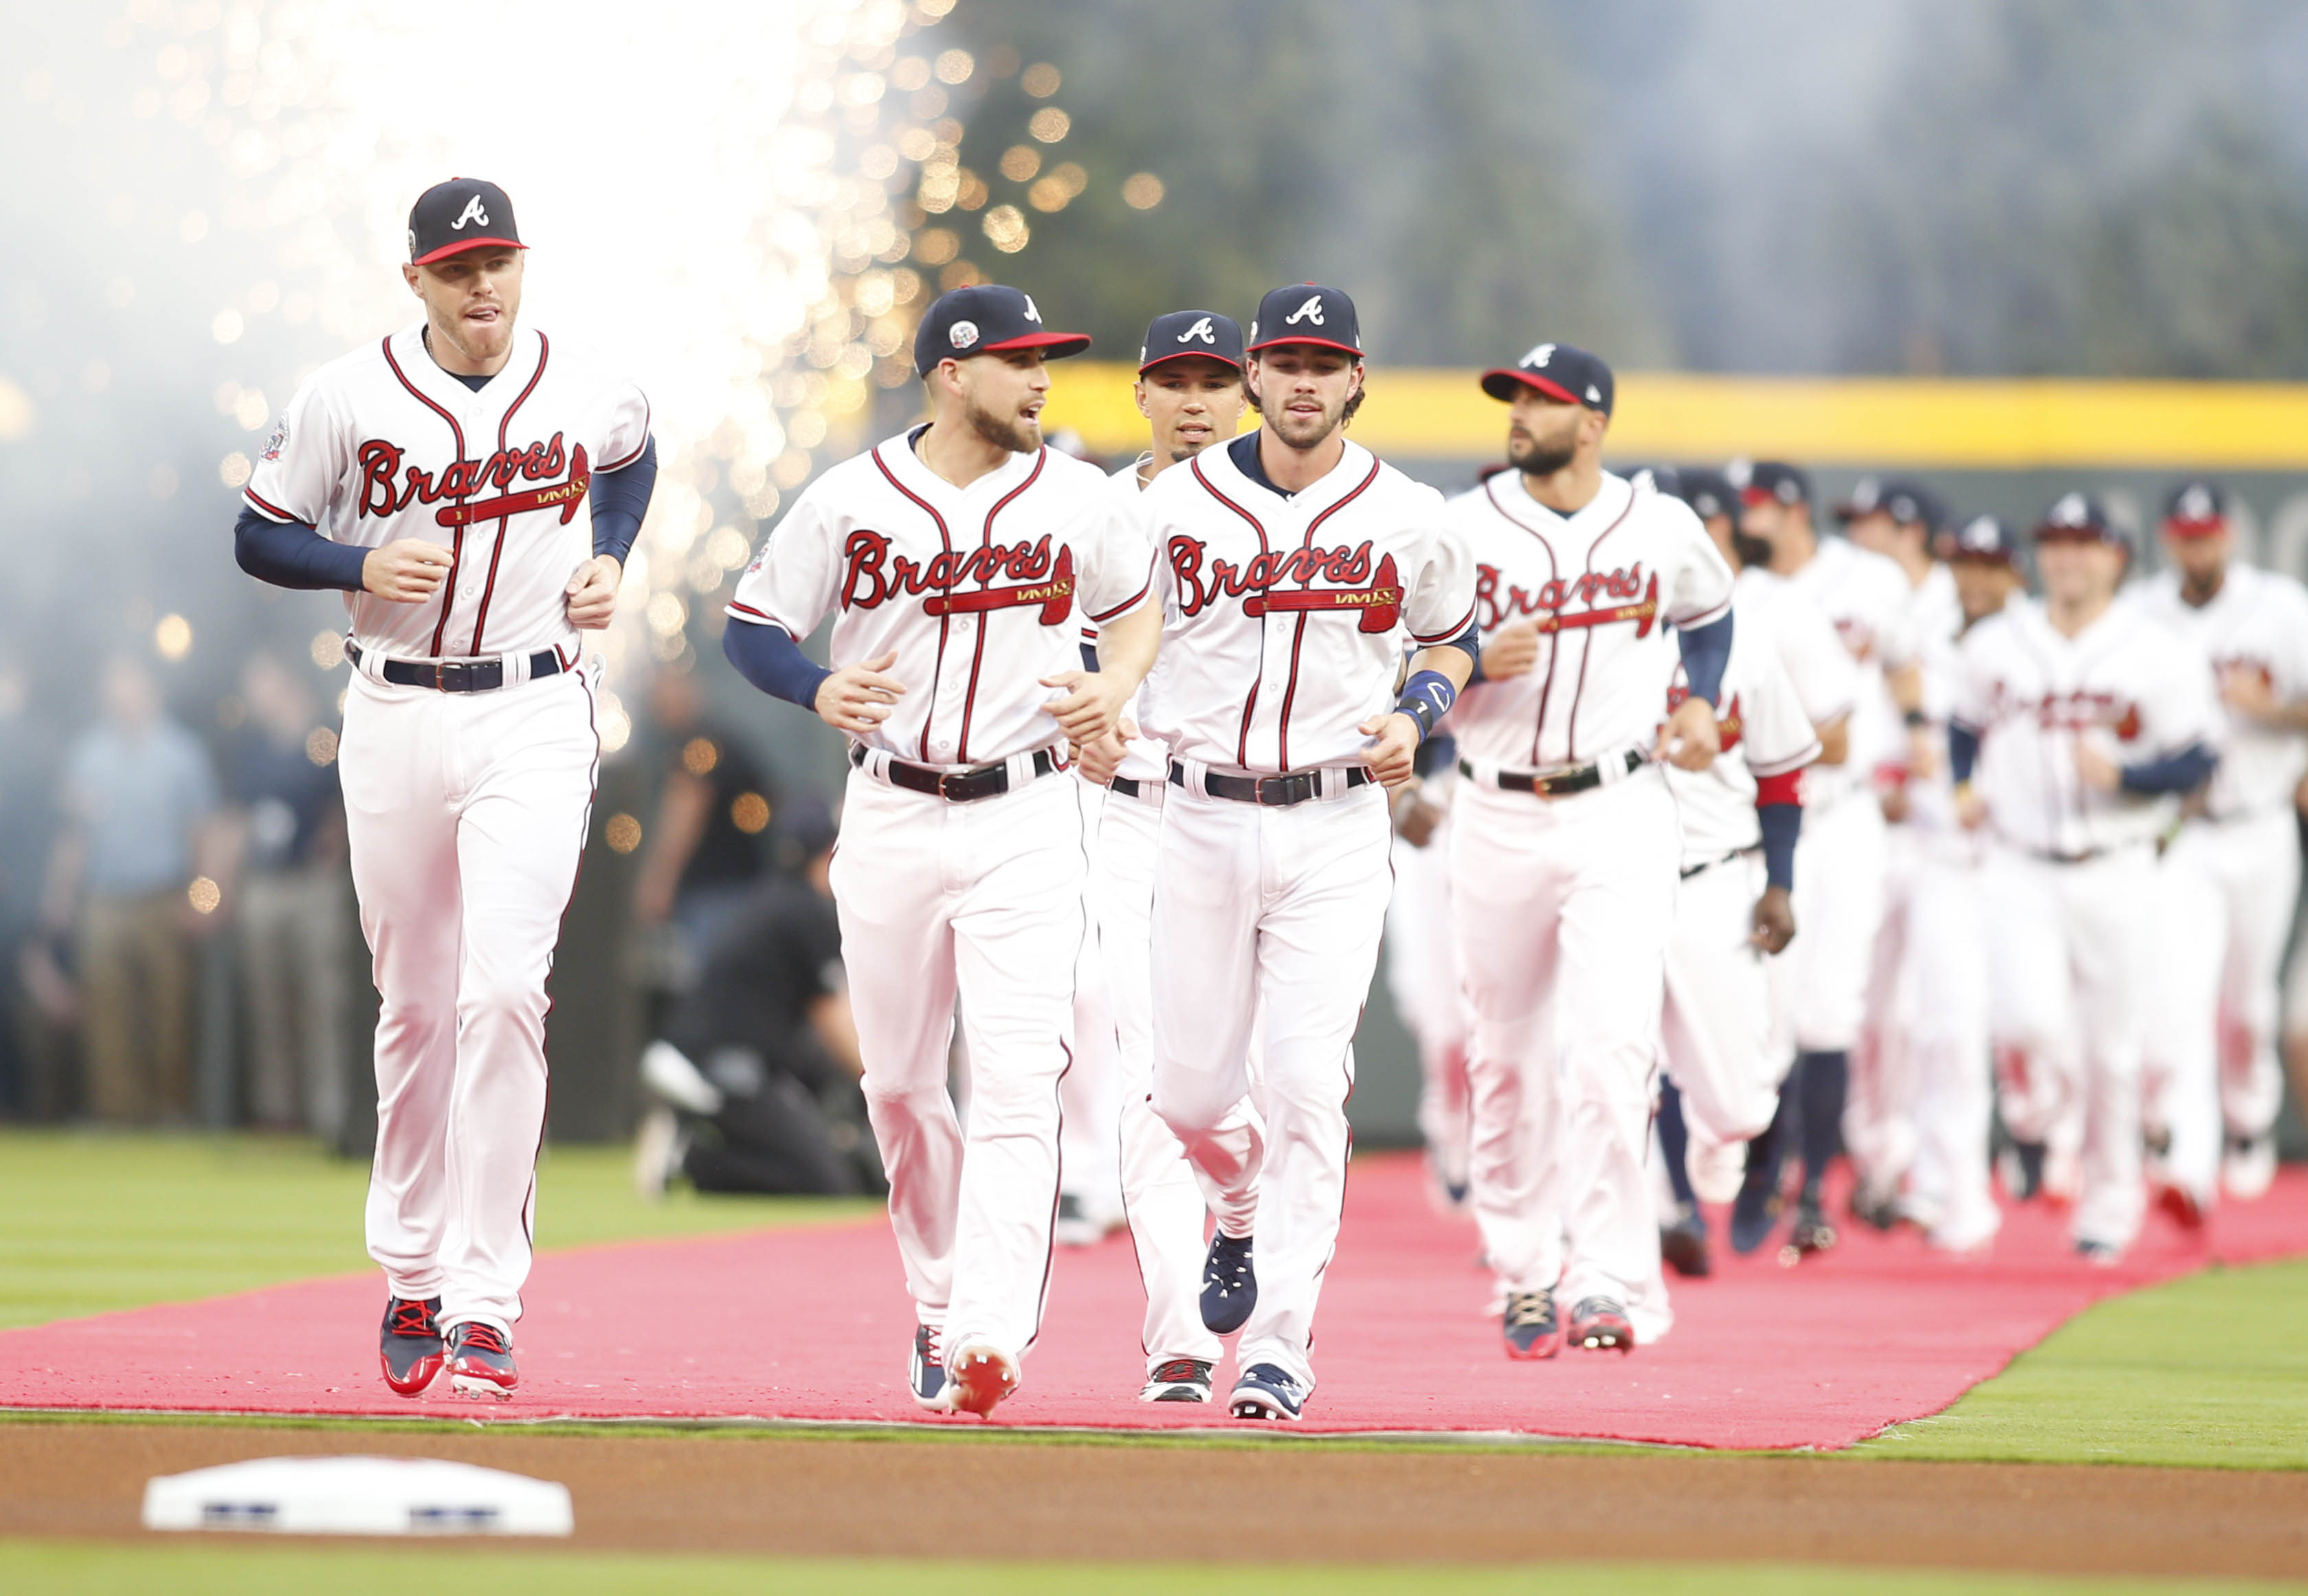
[
  {"left": 340, "top": 661, "right": 599, "bottom": 1336},
  {"left": 1061, "top": 782, "right": 1124, "bottom": 1223},
  {"left": 1773, "top": 791, "right": 1888, "bottom": 1056},
  {"left": 1847, "top": 823, "right": 1922, "bottom": 1192},
  {"left": 1384, "top": 816, "right": 1472, "bottom": 1197},
  {"left": 1450, "top": 772, "right": 1677, "bottom": 1346},
  {"left": 1149, "top": 778, "right": 1392, "bottom": 1393},
  {"left": 1660, "top": 850, "right": 1779, "bottom": 1152},
  {"left": 831, "top": 768, "right": 1088, "bottom": 1364},
  {"left": 1983, "top": 843, "right": 2155, "bottom": 1251},
  {"left": 1901, "top": 854, "right": 1999, "bottom": 1250}
]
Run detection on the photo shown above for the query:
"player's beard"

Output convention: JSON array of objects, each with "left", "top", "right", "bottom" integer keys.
[
  {"left": 1505, "top": 428, "right": 1576, "bottom": 478},
  {"left": 1256, "top": 386, "right": 1344, "bottom": 452},
  {"left": 966, "top": 395, "right": 1041, "bottom": 454},
  {"left": 1732, "top": 531, "right": 1776, "bottom": 570}
]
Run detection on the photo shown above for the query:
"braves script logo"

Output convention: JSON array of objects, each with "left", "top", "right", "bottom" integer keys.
[
  {"left": 355, "top": 433, "right": 590, "bottom": 525},
  {"left": 1986, "top": 681, "right": 2142, "bottom": 741},
  {"left": 1167, "top": 536, "right": 1401, "bottom": 633},
  {"left": 839, "top": 531, "right": 1074, "bottom": 623},
  {"left": 1474, "top": 562, "right": 1661, "bottom": 637}
]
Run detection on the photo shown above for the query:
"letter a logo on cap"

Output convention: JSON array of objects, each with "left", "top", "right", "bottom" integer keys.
[
  {"left": 1522, "top": 342, "right": 1555, "bottom": 369},
  {"left": 1022, "top": 294, "right": 1043, "bottom": 324},
  {"left": 1285, "top": 295, "right": 1325, "bottom": 326},
  {"left": 453, "top": 193, "right": 489, "bottom": 231},
  {"left": 1177, "top": 315, "right": 1216, "bottom": 345}
]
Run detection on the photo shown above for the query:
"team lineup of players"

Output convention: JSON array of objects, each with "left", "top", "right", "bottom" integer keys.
[{"left": 239, "top": 179, "right": 2303, "bottom": 1420}]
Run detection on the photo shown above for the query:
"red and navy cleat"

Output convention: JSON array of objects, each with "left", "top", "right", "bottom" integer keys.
[
  {"left": 379, "top": 1296, "right": 444, "bottom": 1397},
  {"left": 444, "top": 1320, "right": 518, "bottom": 1401},
  {"left": 1502, "top": 1288, "right": 1563, "bottom": 1360},
  {"left": 1568, "top": 1296, "right": 1635, "bottom": 1353}
]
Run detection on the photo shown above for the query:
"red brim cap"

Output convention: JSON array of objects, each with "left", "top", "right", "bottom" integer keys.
[
  {"left": 1246, "top": 335, "right": 1364, "bottom": 359},
  {"left": 2162, "top": 516, "right": 2227, "bottom": 540},
  {"left": 983, "top": 331, "right": 1091, "bottom": 360},
  {"left": 412, "top": 236, "right": 528, "bottom": 267},
  {"left": 1478, "top": 368, "right": 1581, "bottom": 405},
  {"left": 1740, "top": 487, "right": 1776, "bottom": 507},
  {"left": 1139, "top": 349, "right": 1245, "bottom": 375}
]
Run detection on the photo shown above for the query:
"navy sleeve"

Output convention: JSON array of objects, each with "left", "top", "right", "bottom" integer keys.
[
  {"left": 1436, "top": 619, "right": 1482, "bottom": 675},
  {"left": 1676, "top": 612, "right": 1733, "bottom": 706},
  {"left": 1757, "top": 801, "right": 1801, "bottom": 891},
  {"left": 723, "top": 616, "right": 833, "bottom": 711},
  {"left": 234, "top": 505, "right": 368, "bottom": 592},
  {"left": 590, "top": 434, "right": 657, "bottom": 563},
  {"left": 1412, "top": 731, "right": 1457, "bottom": 779},
  {"left": 1949, "top": 722, "right": 1982, "bottom": 784},
  {"left": 2119, "top": 741, "right": 2218, "bottom": 797}
]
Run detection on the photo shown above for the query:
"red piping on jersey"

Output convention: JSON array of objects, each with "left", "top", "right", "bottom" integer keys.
[
  {"left": 1190, "top": 454, "right": 1272, "bottom": 768},
  {"left": 601, "top": 397, "right": 652, "bottom": 471},
  {"left": 243, "top": 488, "right": 297, "bottom": 524},
  {"left": 870, "top": 445, "right": 957, "bottom": 763},
  {"left": 1483, "top": 476, "right": 1564, "bottom": 767},
  {"left": 954, "top": 449, "right": 1047, "bottom": 764},
  {"left": 1274, "top": 458, "right": 1382, "bottom": 771},
  {"left": 380, "top": 335, "right": 480, "bottom": 658},
  {"left": 1562, "top": 489, "right": 1640, "bottom": 762},
  {"left": 469, "top": 333, "right": 550, "bottom": 657}
]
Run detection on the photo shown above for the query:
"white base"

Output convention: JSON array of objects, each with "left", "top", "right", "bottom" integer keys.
[{"left": 142, "top": 1456, "right": 573, "bottom": 1536}]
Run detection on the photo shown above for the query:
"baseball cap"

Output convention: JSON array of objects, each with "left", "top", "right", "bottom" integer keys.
[
  {"left": 1245, "top": 285, "right": 1363, "bottom": 359},
  {"left": 1480, "top": 341, "right": 1615, "bottom": 416},
  {"left": 1941, "top": 513, "right": 2018, "bottom": 565},
  {"left": 408, "top": 178, "right": 526, "bottom": 267},
  {"left": 912, "top": 285, "right": 1091, "bottom": 377},
  {"left": 2032, "top": 491, "right": 2126, "bottom": 546},
  {"left": 1837, "top": 475, "right": 1946, "bottom": 533},
  {"left": 2162, "top": 478, "right": 2231, "bottom": 538},
  {"left": 1628, "top": 465, "right": 1682, "bottom": 497},
  {"left": 1675, "top": 467, "right": 1740, "bottom": 523},
  {"left": 1727, "top": 458, "right": 1811, "bottom": 509},
  {"left": 1138, "top": 310, "right": 1245, "bottom": 375}
]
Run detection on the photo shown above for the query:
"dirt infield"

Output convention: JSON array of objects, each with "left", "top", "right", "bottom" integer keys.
[{"left": 5, "top": 1421, "right": 2304, "bottom": 1577}]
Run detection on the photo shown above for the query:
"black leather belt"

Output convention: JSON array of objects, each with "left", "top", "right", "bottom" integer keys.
[
  {"left": 344, "top": 640, "right": 562, "bottom": 694},
  {"left": 1109, "top": 775, "right": 1146, "bottom": 798},
  {"left": 852, "top": 743, "right": 1056, "bottom": 802},
  {"left": 1461, "top": 747, "right": 1643, "bottom": 798},
  {"left": 2029, "top": 844, "right": 2109, "bottom": 866},
  {"left": 1680, "top": 849, "right": 1750, "bottom": 881},
  {"left": 1168, "top": 762, "right": 1373, "bottom": 807}
]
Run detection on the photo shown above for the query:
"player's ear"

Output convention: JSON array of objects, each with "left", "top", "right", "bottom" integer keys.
[
  {"left": 401, "top": 263, "right": 421, "bottom": 297},
  {"left": 1134, "top": 380, "right": 1153, "bottom": 421}
]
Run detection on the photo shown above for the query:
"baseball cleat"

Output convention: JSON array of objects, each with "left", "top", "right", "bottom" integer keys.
[
  {"left": 2001, "top": 1139, "right": 2048, "bottom": 1202},
  {"left": 2074, "top": 1238, "right": 2123, "bottom": 1267},
  {"left": 943, "top": 1340, "right": 1019, "bottom": 1418},
  {"left": 1228, "top": 1362, "right": 1307, "bottom": 1421},
  {"left": 1568, "top": 1297, "right": 1634, "bottom": 1353},
  {"left": 1788, "top": 1197, "right": 1838, "bottom": 1256},
  {"left": 1138, "top": 1357, "right": 1215, "bottom": 1404},
  {"left": 443, "top": 1321, "right": 518, "bottom": 1401},
  {"left": 909, "top": 1323, "right": 947, "bottom": 1410},
  {"left": 1200, "top": 1230, "right": 1256, "bottom": 1334},
  {"left": 379, "top": 1296, "right": 444, "bottom": 1397},
  {"left": 1659, "top": 1202, "right": 1711, "bottom": 1278},
  {"left": 2223, "top": 1133, "right": 2277, "bottom": 1202},
  {"left": 1502, "top": 1288, "right": 1562, "bottom": 1360},
  {"left": 1729, "top": 1164, "right": 1784, "bottom": 1256},
  {"left": 2154, "top": 1182, "right": 2208, "bottom": 1232},
  {"left": 1847, "top": 1179, "right": 1902, "bottom": 1233}
]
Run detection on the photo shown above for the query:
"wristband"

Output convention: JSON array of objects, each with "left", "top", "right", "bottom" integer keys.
[
  {"left": 1902, "top": 707, "right": 1929, "bottom": 730},
  {"left": 1395, "top": 670, "right": 1457, "bottom": 744}
]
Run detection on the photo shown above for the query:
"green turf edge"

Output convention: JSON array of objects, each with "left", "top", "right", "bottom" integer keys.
[{"left": 5, "top": 1542, "right": 2305, "bottom": 1596}]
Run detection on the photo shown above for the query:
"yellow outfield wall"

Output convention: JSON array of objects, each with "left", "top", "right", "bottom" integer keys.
[{"left": 1038, "top": 364, "right": 2308, "bottom": 469}]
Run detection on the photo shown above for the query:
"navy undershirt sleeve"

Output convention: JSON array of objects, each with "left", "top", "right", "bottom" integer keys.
[
  {"left": 234, "top": 505, "right": 369, "bottom": 592},
  {"left": 590, "top": 435, "right": 656, "bottom": 564},
  {"left": 723, "top": 616, "right": 833, "bottom": 711},
  {"left": 1436, "top": 619, "right": 1481, "bottom": 676},
  {"left": 1949, "top": 722, "right": 1982, "bottom": 784},
  {"left": 1757, "top": 801, "right": 1801, "bottom": 891},
  {"left": 2120, "top": 741, "right": 2217, "bottom": 797},
  {"left": 1676, "top": 612, "right": 1733, "bottom": 705}
]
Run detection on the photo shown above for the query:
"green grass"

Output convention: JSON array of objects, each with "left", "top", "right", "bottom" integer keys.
[
  {"left": 4, "top": 1546, "right": 2304, "bottom": 1596},
  {"left": 0, "top": 1129, "right": 874, "bottom": 1330},
  {"left": 1862, "top": 1256, "right": 2308, "bottom": 1470}
]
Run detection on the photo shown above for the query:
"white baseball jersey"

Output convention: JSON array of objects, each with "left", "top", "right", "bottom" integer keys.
[
  {"left": 1080, "top": 461, "right": 1174, "bottom": 786},
  {"left": 1663, "top": 590, "right": 1823, "bottom": 869},
  {"left": 1447, "top": 470, "right": 1733, "bottom": 771},
  {"left": 2136, "top": 564, "right": 2308, "bottom": 820},
  {"left": 728, "top": 428, "right": 1155, "bottom": 768},
  {"left": 1784, "top": 534, "right": 1918, "bottom": 800},
  {"left": 1953, "top": 595, "right": 2221, "bottom": 856},
  {"left": 1731, "top": 565, "right": 1859, "bottom": 730},
  {"left": 1138, "top": 438, "right": 1474, "bottom": 773},
  {"left": 245, "top": 320, "right": 650, "bottom": 661}
]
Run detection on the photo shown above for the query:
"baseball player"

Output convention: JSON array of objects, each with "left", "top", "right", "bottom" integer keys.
[
  {"left": 1446, "top": 342, "right": 1734, "bottom": 1360},
  {"left": 2136, "top": 480, "right": 2308, "bottom": 1215},
  {"left": 722, "top": 283, "right": 1159, "bottom": 1417},
  {"left": 1729, "top": 461, "right": 1922, "bottom": 1256},
  {"left": 1383, "top": 731, "right": 1474, "bottom": 1214},
  {"left": 1950, "top": 493, "right": 2220, "bottom": 1261},
  {"left": 233, "top": 179, "right": 656, "bottom": 1399},
  {"left": 1135, "top": 284, "right": 1477, "bottom": 1420}
]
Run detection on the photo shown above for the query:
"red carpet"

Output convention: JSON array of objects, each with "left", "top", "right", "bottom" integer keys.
[{"left": 5, "top": 1155, "right": 2305, "bottom": 1448}]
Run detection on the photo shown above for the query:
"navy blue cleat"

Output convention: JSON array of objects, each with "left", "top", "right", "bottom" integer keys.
[
  {"left": 1201, "top": 1230, "right": 1256, "bottom": 1334},
  {"left": 909, "top": 1324, "right": 946, "bottom": 1410},
  {"left": 1228, "top": 1362, "right": 1307, "bottom": 1421},
  {"left": 443, "top": 1320, "right": 518, "bottom": 1400},
  {"left": 1568, "top": 1296, "right": 1634, "bottom": 1353},
  {"left": 1502, "top": 1289, "right": 1562, "bottom": 1360},
  {"left": 379, "top": 1296, "right": 444, "bottom": 1397}
]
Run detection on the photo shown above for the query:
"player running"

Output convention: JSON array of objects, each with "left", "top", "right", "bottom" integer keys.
[
  {"left": 1950, "top": 494, "right": 2220, "bottom": 1262},
  {"left": 1445, "top": 342, "right": 1734, "bottom": 1358},
  {"left": 234, "top": 179, "right": 657, "bottom": 1399},
  {"left": 1137, "top": 284, "right": 1477, "bottom": 1420},
  {"left": 722, "top": 284, "right": 1159, "bottom": 1417}
]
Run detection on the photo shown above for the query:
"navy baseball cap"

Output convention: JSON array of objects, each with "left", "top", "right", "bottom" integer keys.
[
  {"left": 1837, "top": 475, "right": 1947, "bottom": 533},
  {"left": 408, "top": 178, "right": 525, "bottom": 267},
  {"left": 1727, "top": 458, "right": 1811, "bottom": 509},
  {"left": 1480, "top": 341, "right": 1615, "bottom": 416},
  {"left": 1138, "top": 310, "right": 1245, "bottom": 375},
  {"left": 1942, "top": 513, "right": 2018, "bottom": 565},
  {"left": 1676, "top": 467, "right": 1740, "bottom": 522},
  {"left": 1245, "top": 285, "right": 1362, "bottom": 359},
  {"left": 1628, "top": 465, "right": 1682, "bottom": 497},
  {"left": 2033, "top": 491, "right": 2126, "bottom": 546},
  {"left": 2162, "top": 478, "right": 2232, "bottom": 537},
  {"left": 912, "top": 285, "right": 1090, "bottom": 377}
]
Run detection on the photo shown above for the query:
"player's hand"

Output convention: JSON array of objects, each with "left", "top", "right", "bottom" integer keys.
[
  {"left": 1076, "top": 721, "right": 1135, "bottom": 786},
  {"left": 815, "top": 650, "right": 905, "bottom": 735},
  {"left": 1750, "top": 885, "right": 1795, "bottom": 955},
  {"left": 1480, "top": 620, "right": 1540, "bottom": 680},
  {"left": 564, "top": 555, "right": 621, "bottom": 630},
  {"left": 2219, "top": 663, "right": 2278, "bottom": 722},
  {"left": 2073, "top": 739, "right": 2122, "bottom": 794},
  {"left": 1039, "top": 669, "right": 1130, "bottom": 746},
  {"left": 1358, "top": 712, "right": 1422, "bottom": 790},
  {"left": 1390, "top": 780, "right": 1441, "bottom": 847},
  {"left": 362, "top": 539, "right": 453, "bottom": 603},
  {"left": 1654, "top": 696, "right": 1721, "bottom": 772},
  {"left": 1955, "top": 784, "right": 1989, "bottom": 830}
]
